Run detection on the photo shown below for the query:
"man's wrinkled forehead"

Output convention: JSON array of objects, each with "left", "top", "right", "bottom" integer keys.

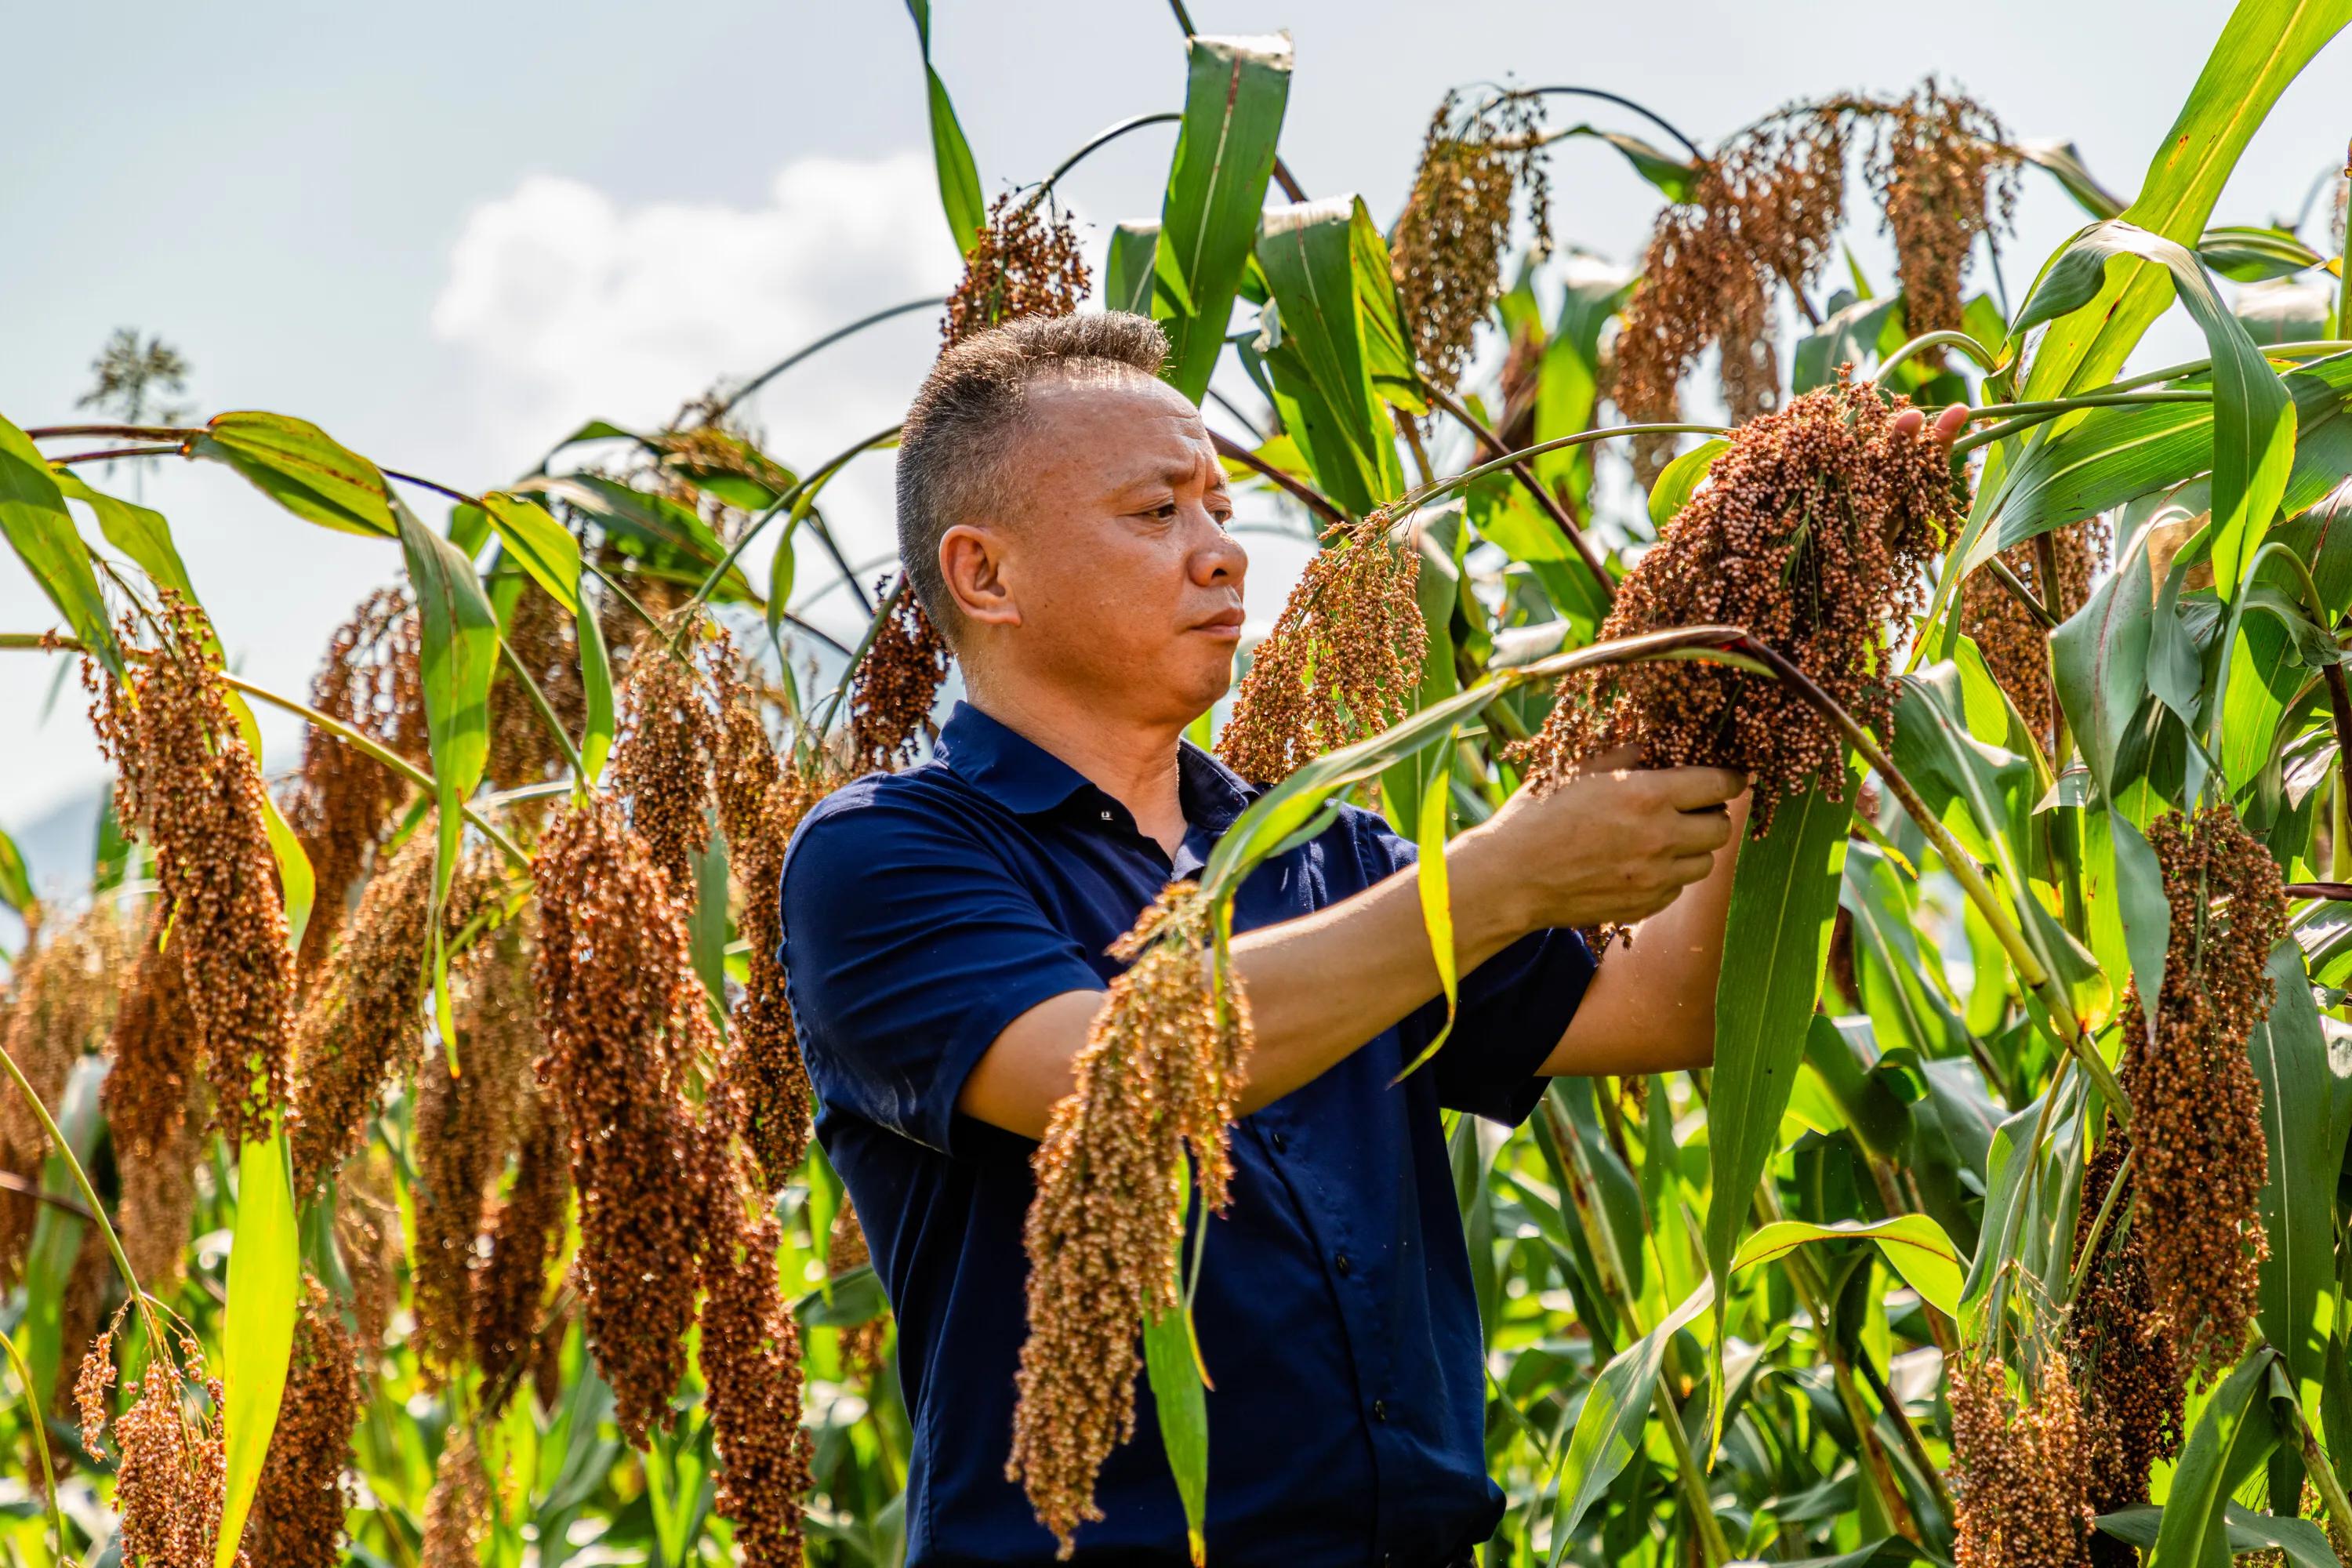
[{"left": 1013, "top": 368, "right": 1218, "bottom": 495}]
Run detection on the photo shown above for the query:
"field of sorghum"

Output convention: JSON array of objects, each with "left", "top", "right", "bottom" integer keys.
[{"left": 5, "top": 1, "right": 2352, "bottom": 1563}]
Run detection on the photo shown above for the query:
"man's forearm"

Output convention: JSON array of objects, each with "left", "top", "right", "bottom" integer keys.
[
  {"left": 959, "top": 829, "right": 1535, "bottom": 1138},
  {"left": 1542, "top": 791, "right": 1749, "bottom": 1076}
]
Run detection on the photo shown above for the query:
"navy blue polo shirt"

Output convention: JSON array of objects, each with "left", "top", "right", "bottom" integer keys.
[{"left": 779, "top": 701, "right": 1595, "bottom": 1568}]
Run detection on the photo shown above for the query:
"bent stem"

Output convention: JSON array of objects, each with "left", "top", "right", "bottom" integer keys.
[
  {"left": 0, "top": 1325, "right": 64, "bottom": 1562},
  {"left": 1424, "top": 384, "right": 1612, "bottom": 598},
  {"left": 1874, "top": 331, "right": 1999, "bottom": 386},
  {"left": 709, "top": 299, "right": 947, "bottom": 423},
  {"left": 0, "top": 634, "right": 532, "bottom": 873},
  {"left": 1211, "top": 430, "right": 1348, "bottom": 525}
]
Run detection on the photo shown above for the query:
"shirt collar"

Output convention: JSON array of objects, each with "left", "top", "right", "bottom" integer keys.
[{"left": 935, "top": 700, "right": 1260, "bottom": 833}]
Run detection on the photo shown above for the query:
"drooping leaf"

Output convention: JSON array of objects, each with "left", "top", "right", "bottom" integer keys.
[
  {"left": 1143, "top": 1305, "right": 1210, "bottom": 1566},
  {"left": 1105, "top": 220, "right": 1163, "bottom": 317},
  {"left": 0, "top": 413, "right": 122, "bottom": 676},
  {"left": 49, "top": 467, "right": 196, "bottom": 604},
  {"left": 578, "top": 572, "right": 615, "bottom": 786},
  {"left": 902, "top": 0, "right": 985, "bottom": 252},
  {"left": 188, "top": 411, "right": 397, "bottom": 538},
  {"left": 0, "top": 824, "right": 31, "bottom": 915},
  {"left": 2001, "top": 221, "right": 2294, "bottom": 597},
  {"left": 1397, "top": 740, "right": 1459, "bottom": 1080},
  {"left": 2098, "top": 1503, "right": 2339, "bottom": 1568},
  {"left": 480, "top": 492, "right": 583, "bottom": 616},
  {"left": 1704, "top": 772, "right": 1856, "bottom": 1305},
  {"left": 1646, "top": 438, "right": 1728, "bottom": 532},
  {"left": 20, "top": 1058, "right": 101, "bottom": 1410},
  {"left": 1727, "top": 1214, "right": 1965, "bottom": 1321},
  {"left": 2012, "top": 138, "right": 2129, "bottom": 220},
  {"left": 1152, "top": 34, "right": 1294, "bottom": 404},
  {"left": 216, "top": 1129, "right": 301, "bottom": 1568},
  {"left": 2250, "top": 941, "right": 2352, "bottom": 1386},
  {"left": 2201, "top": 223, "right": 2331, "bottom": 282},
  {"left": 1544, "top": 1283, "right": 1715, "bottom": 1548},
  {"left": 2141, "top": 1345, "right": 2285, "bottom": 1567}
]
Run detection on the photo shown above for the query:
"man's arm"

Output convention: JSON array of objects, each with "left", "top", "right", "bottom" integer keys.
[
  {"left": 957, "top": 756, "right": 1743, "bottom": 1140},
  {"left": 1540, "top": 789, "right": 1748, "bottom": 1078}
]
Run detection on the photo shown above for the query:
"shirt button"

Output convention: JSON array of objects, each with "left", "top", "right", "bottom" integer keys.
[
  {"left": 1100, "top": 810, "right": 1112, "bottom": 821},
  {"left": 1334, "top": 1252, "right": 1352, "bottom": 1276},
  {"left": 1371, "top": 1399, "right": 1388, "bottom": 1422}
]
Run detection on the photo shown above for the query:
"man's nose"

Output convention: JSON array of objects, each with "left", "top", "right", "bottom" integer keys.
[{"left": 1192, "top": 517, "right": 1247, "bottom": 583}]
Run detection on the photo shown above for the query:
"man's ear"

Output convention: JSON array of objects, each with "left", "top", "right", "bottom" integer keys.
[{"left": 939, "top": 523, "right": 1022, "bottom": 630}]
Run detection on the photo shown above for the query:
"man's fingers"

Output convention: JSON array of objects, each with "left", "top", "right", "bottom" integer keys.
[
  {"left": 1666, "top": 853, "right": 1717, "bottom": 887},
  {"left": 1934, "top": 402, "right": 1969, "bottom": 446},
  {"left": 1667, "top": 808, "right": 1735, "bottom": 854},
  {"left": 1892, "top": 406, "right": 1925, "bottom": 437},
  {"left": 1651, "top": 765, "right": 1748, "bottom": 810},
  {"left": 1573, "top": 743, "right": 1645, "bottom": 778}
]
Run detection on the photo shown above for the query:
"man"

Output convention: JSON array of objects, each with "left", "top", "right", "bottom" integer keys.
[{"left": 781, "top": 312, "right": 1965, "bottom": 1566}]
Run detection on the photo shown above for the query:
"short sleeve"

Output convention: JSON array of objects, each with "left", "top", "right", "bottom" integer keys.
[
  {"left": 780, "top": 789, "right": 1108, "bottom": 1153},
  {"left": 1358, "top": 812, "right": 1596, "bottom": 1126}
]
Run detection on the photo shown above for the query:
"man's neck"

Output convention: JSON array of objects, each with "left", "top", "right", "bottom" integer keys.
[{"left": 967, "top": 684, "right": 1190, "bottom": 855}]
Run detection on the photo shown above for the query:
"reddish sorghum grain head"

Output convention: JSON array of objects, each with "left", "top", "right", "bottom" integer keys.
[
  {"left": 1218, "top": 510, "right": 1428, "bottom": 785},
  {"left": 611, "top": 637, "right": 720, "bottom": 904},
  {"left": 414, "top": 917, "right": 541, "bottom": 1379},
  {"left": 284, "top": 588, "right": 426, "bottom": 972},
  {"left": 1948, "top": 1353, "right": 2098, "bottom": 1568},
  {"left": 107, "top": 906, "right": 208, "bottom": 1289},
  {"left": 713, "top": 664, "right": 828, "bottom": 1189},
  {"left": 1009, "top": 884, "right": 1253, "bottom": 1555},
  {"left": 2118, "top": 803, "right": 2286, "bottom": 1378},
  {"left": 1518, "top": 376, "right": 1962, "bottom": 829},
  {"left": 336, "top": 1149, "right": 405, "bottom": 1357},
  {"left": 1389, "top": 89, "right": 1552, "bottom": 396},
  {"left": 488, "top": 579, "right": 587, "bottom": 804},
  {"left": 848, "top": 582, "right": 955, "bottom": 779},
  {"left": 421, "top": 1429, "right": 489, "bottom": 1568},
  {"left": 532, "top": 793, "right": 717, "bottom": 1441},
  {"left": 827, "top": 1200, "right": 891, "bottom": 1381},
  {"left": 289, "top": 833, "right": 490, "bottom": 1196},
  {"left": 1864, "top": 81, "right": 2017, "bottom": 348},
  {"left": 89, "top": 593, "right": 296, "bottom": 1151},
  {"left": 1958, "top": 519, "right": 2108, "bottom": 746},
  {"left": 2066, "top": 1127, "right": 2183, "bottom": 1533},
  {"left": 247, "top": 1281, "right": 361, "bottom": 1568},
  {"left": 473, "top": 1085, "right": 569, "bottom": 1413},
  {"left": 943, "top": 192, "right": 1093, "bottom": 352},
  {"left": 0, "top": 904, "right": 128, "bottom": 1277},
  {"left": 96, "top": 1335, "right": 240, "bottom": 1568},
  {"left": 693, "top": 1058, "right": 816, "bottom": 1567}
]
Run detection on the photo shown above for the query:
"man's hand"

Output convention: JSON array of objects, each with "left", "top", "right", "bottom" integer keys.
[{"left": 1454, "top": 747, "right": 1745, "bottom": 932}]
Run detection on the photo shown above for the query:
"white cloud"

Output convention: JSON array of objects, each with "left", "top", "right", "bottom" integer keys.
[{"left": 431, "top": 153, "right": 964, "bottom": 566}]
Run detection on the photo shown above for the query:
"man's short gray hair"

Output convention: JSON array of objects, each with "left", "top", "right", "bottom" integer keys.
[{"left": 895, "top": 311, "right": 1171, "bottom": 630}]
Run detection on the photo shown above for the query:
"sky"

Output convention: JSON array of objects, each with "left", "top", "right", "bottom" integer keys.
[{"left": 2, "top": 0, "right": 2347, "bottom": 891}]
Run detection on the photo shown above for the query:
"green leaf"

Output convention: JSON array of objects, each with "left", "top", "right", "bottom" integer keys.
[
  {"left": 188, "top": 411, "right": 397, "bottom": 538},
  {"left": 1152, "top": 34, "right": 1294, "bottom": 404},
  {"left": 1395, "top": 741, "right": 1458, "bottom": 1082},
  {"left": 2143, "top": 1345, "right": 2285, "bottom": 1566},
  {"left": 1105, "top": 220, "right": 1163, "bottom": 316},
  {"left": 2007, "top": 221, "right": 2294, "bottom": 597},
  {"left": 2201, "top": 223, "right": 2330, "bottom": 282},
  {"left": 1646, "top": 438, "right": 1728, "bottom": 532},
  {"left": 0, "top": 413, "right": 122, "bottom": 677},
  {"left": 2053, "top": 517, "right": 2162, "bottom": 804},
  {"left": 2011, "top": 0, "right": 2350, "bottom": 413},
  {"left": 2250, "top": 941, "right": 2351, "bottom": 1386},
  {"left": 793, "top": 1263, "right": 890, "bottom": 1328},
  {"left": 0, "top": 824, "right": 31, "bottom": 914},
  {"left": 49, "top": 467, "right": 197, "bottom": 605},
  {"left": 217, "top": 1128, "right": 301, "bottom": 1568},
  {"left": 21, "top": 1058, "right": 102, "bottom": 1410},
  {"left": 1704, "top": 772, "right": 1856, "bottom": 1305},
  {"left": 579, "top": 582, "right": 615, "bottom": 786},
  {"left": 481, "top": 493, "right": 583, "bottom": 615},
  {"left": 396, "top": 499, "right": 499, "bottom": 1065},
  {"left": 1544, "top": 1283, "right": 1715, "bottom": 1545},
  {"left": 1552, "top": 124, "right": 1697, "bottom": 201},
  {"left": 518, "top": 474, "right": 754, "bottom": 603},
  {"left": 2099, "top": 1503, "right": 2339, "bottom": 1568},
  {"left": 1143, "top": 1306, "right": 1210, "bottom": 1566},
  {"left": 260, "top": 784, "right": 315, "bottom": 957},
  {"left": 1727, "top": 1214, "right": 1965, "bottom": 1321},
  {"left": 2013, "top": 139, "right": 2129, "bottom": 221},
  {"left": 903, "top": 0, "right": 985, "bottom": 251},
  {"left": 1254, "top": 196, "right": 1413, "bottom": 514}
]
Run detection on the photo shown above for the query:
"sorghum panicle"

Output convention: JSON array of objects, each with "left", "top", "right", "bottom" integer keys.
[
  {"left": 414, "top": 919, "right": 541, "bottom": 1377},
  {"left": 827, "top": 1200, "right": 890, "bottom": 1381},
  {"left": 473, "top": 1087, "right": 569, "bottom": 1412},
  {"left": 943, "top": 192, "right": 1092, "bottom": 350},
  {"left": 284, "top": 588, "right": 426, "bottom": 972},
  {"left": 1218, "top": 510, "right": 1428, "bottom": 785},
  {"left": 248, "top": 1281, "right": 361, "bottom": 1568},
  {"left": 94, "top": 1337, "right": 240, "bottom": 1568},
  {"left": 337, "top": 1149, "right": 405, "bottom": 1356},
  {"left": 488, "top": 579, "right": 586, "bottom": 803},
  {"left": 1958, "top": 519, "right": 2108, "bottom": 745},
  {"left": 694, "top": 1058, "right": 815, "bottom": 1568},
  {"left": 1948, "top": 1354, "right": 2098, "bottom": 1568},
  {"left": 1009, "top": 885, "right": 1254, "bottom": 1555},
  {"left": 1519, "top": 376, "right": 1961, "bottom": 828},
  {"left": 611, "top": 638, "right": 719, "bottom": 904},
  {"left": 107, "top": 908, "right": 208, "bottom": 1287},
  {"left": 1864, "top": 82, "right": 2017, "bottom": 348},
  {"left": 420, "top": 1429, "right": 489, "bottom": 1568},
  {"left": 1389, "top": 89, "right": 1552, "bottom": 395},
  {"left": 1, "top": 904, "right": 128, "bottom": 1276},
  {"left": 89, "top": 593, "right": 296, "bottom": 1150},
  {"left": 532, "top": 794, "right": 717, "bottom": 1440},
  {"left": 713, "top": 667, "right": 827, "bottom": 1187},
  {"left": 2119, "top": 803, "right": 2286, "bottom": 1376},
  {"left": 848, "top": 582, "right": 955, "bottom": 778},
  {"left": 2066, "top": 1129, "right": 2183, "bottom": 1539},
  {"left": 290, "top": 833, "right": 488, "bottom": 1196}
]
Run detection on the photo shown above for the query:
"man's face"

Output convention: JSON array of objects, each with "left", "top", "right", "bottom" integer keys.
[{"left": 974, "top": 371, "right": 1248, "bottom": 724}]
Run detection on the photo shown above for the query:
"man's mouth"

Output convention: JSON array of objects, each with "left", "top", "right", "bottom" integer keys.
[{"left": 1191, "top": 608, "right": 1246, "bottom": 638}]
